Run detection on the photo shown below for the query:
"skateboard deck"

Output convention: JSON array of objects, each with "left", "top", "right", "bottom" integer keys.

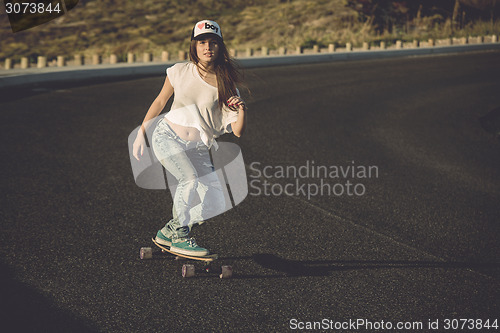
[{"left": 150, "top": 237, "right": 218, "bottom": 262}]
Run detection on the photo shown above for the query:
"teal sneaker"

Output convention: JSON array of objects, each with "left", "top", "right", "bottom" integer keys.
[
  {"left": 155, "top": 229, "right": 172, "bottom": 247},
  {"left": 170, "top": 238, "right": 209, "bottom": 257}
]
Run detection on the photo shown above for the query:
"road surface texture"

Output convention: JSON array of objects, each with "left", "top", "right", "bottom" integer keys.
[{"left": 1, "top": 50, "right": 499, "bottom": 332}]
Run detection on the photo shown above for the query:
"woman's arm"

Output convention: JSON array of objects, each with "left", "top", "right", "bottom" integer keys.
[
  {"left": 231, "top": 108, "right": 246, "bottom": 137},
  {"left": 227, "top": 96, "right": 247, "bottom": 137},
  {"left": 133, "top": 76, "right": 174, "bottom": 160},
  {"left": 139, "top": 76, "right": 174, "bottom": 135}
]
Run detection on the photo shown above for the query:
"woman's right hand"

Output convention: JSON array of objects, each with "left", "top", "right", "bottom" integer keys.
[{"left": 133, "top": 133, "right": 146, "bottom": 161}]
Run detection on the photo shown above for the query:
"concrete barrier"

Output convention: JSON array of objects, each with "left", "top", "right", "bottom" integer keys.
[
  {"left": 127, "top": 53, "right": 135, "bottom": 64},
  {"left": 178, "top": 51, "right": 187, "bottom": 60},
  {"left": 57, "top": 56, "right": 65, "bottom": 67},
  {"left": 3, "top": 33, "right": 498, "bottom": 72},
  {"left": 92, "top": 54, "right": 101, "bottom": 65},
  {"left": 74, "top": 54, "right": 83, "bottom": 66},
  {"left": 21, "top": 57, "right": 29, "bottom": 69},
  {"left": 5, "top": 58, "right": 12, "bottom": 70},
  {"left": 1, "top": 37, "right": 499, "bottom": 88},
  {"left": 37, "top": 56, "right": 47, "bottom": 68},
  {"left": 161, "top": 51, "right": 169, "bottom": 62},
  {"left": 469, "top": 36, "right": 483, "bottom": 44}
]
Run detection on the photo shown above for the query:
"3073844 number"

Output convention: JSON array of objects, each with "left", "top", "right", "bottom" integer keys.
[
  {"left": 5, "top": 2, "right": 62, "bottom": 14},
  {"left": 443, "top": 319, "right": 498, "bottom": 330}
]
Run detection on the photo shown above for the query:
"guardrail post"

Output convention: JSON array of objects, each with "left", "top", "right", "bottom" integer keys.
[
  {"left": 37, "top": 56, "right": 47, "bottom": 68},
  {"left": 245, "top": 48, "right": 253, "bottom": 57},
  {"left": 143, "top": 52, "right": 152, "bottom": 63},
  {"left": 428, "top": 39, "right": 434, "bottom": 47},
  {"left": 328, "top": 44, "right": 335, "bottom": 53},
  {"left": 493, "top": 35, "right": 498, "bottom": 43},
  {"left": 161, "top": 51, "right": 169, "bottom": 61},
  {"left": 313, "top": 45, "right": 319, "bottom": 53},
  {"left": 412, "top": 40, "right": 419, "bottom": 48},
  {"left": 110, "top": 54, "right": 118, "bottom": 64},
  {"left": 57, "top": 56, "right": 65, "bottom": 67},
  {"left": 380, "top": 41, "right": 386, "bottom": 49},
  {"left": 296, "top": 46, "right": 302, "bottom": 54},
  {"left": 74, "top": 54, "right": 83, "bottom": 66},
  {"left": 92, "top": 54, "right": 101, "bottom": 65},
  {"left": 278, "top": 47, "right": 286, "bottom": 55},
  {"left": 127, "top": 52, "right": 135, "bottom": 63},
  {"left": 345, "top": 43, "right": 352, "bottom": 51},
  {"left": 5, "top": 58, "right": 12, "bottom": 70},
  {"left": 21, "top": 57, "right": 29, "bottom": 69},
  {"left": 469, "top": 36, "right": 483, "bottom": 44},
  {"left": 178, "top": 51, "right": 187, "bottom": 60},
  {"left": 362, "top": 42, "right": 369, "bottom": 50},
  {"left": 261, "top": 46, "right": 269, "bottom": 56},
  {"left": 396, "top": 40, "right": 402, "bottom": 49},
  {"left": 229, "top": 48, "right": 237, "bottom": 57}
]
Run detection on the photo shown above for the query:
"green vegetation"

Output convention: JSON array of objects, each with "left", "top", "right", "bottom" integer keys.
[{"left": 0, "top": 0, "right": 498, "bottom": 61}]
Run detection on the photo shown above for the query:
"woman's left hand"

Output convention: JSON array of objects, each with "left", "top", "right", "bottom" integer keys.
[{"left": 227, "top": 96, "right": 247, "bottom": 112}]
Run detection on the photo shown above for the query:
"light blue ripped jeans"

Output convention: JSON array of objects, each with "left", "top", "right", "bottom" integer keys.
[{"left": 151, "top": 119, "right": 226, "bottom": 240}]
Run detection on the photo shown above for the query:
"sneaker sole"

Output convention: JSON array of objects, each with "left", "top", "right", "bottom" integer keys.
[
  {"left": 155, "top": 236, "right": 172, "bottom": 247},
  {"left": 170, "top": 247, "right": 209, "bottom": 257}
]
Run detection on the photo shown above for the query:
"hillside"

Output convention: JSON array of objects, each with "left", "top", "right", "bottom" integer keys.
[{"left": 0, "top": 0, "right": 499, "bottom": 61}]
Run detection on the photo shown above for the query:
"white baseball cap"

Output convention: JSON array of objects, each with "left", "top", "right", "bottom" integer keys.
[{"left": 191, "top": 20, "right": 223, "bottom": 41}]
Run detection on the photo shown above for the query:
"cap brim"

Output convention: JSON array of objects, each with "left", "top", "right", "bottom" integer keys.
[{"left": 192, "top": 33, "right": 222, "bottom": 41}]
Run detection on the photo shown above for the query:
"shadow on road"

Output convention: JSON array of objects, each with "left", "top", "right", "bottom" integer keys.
[
  {"left": 0, "top": 261, "right": 99, "bottom": 333},
  {"left": 480, "top": 107, "right": 500, "bottom": 141},
  {"left": 250, "top": 254, "right": 500, "bottom": 278}
]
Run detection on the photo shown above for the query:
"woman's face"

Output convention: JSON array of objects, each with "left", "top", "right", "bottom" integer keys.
[{"left": 196, "top": 37, "right": 220, "bottom": 64}]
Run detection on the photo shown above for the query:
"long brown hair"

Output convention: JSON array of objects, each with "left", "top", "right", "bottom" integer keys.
[{"left": 189, "top": 37, "right": 242, "bottom": 110}]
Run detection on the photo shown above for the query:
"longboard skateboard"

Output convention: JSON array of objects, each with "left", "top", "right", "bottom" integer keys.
[{"left": 140, "top": 238, "right": 232, "bottom": 278}]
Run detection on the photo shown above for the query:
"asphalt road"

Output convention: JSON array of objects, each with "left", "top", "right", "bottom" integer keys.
[{"left": 1, "top": 50, "right": 500, "bottom": 332}]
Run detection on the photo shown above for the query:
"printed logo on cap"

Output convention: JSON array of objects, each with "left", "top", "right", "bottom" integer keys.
[{"left": 194, "top": 20, "right": 222, "bottom": 39}]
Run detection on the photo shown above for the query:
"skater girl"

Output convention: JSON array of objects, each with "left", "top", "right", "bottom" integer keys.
[{"left": 132, "top": 20, "right": 247, "bottom": 257}]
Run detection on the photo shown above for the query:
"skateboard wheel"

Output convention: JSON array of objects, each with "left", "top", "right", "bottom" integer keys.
[
  {"left": 220, "top": 265, "right": 233, "bottom": 279},
  {"left": 140, "top": 247, "right": 153, "bottom": 259},
  {"left": 182, "top": 264, "right": 195, "bottom": 278}
]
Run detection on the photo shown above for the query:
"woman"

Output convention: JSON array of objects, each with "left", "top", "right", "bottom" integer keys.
[{"left": 132, "top": 20, "right": 247, "bottom": 257}]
